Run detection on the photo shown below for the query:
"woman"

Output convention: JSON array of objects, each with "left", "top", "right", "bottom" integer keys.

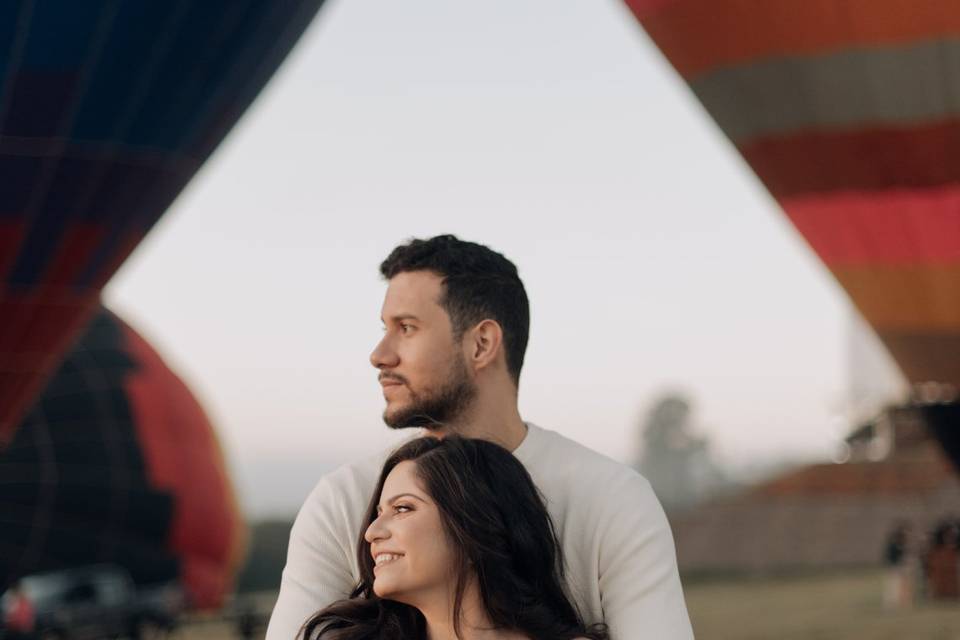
[{"left": 301, "top": 436, "right": 608, "bottom": 640}]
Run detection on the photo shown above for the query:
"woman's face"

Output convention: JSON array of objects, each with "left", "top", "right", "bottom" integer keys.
[{"left": 364, "top": 460, "right": 458, "bottom": 605}]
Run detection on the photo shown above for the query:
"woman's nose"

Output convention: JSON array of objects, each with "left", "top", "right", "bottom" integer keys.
[{"left": 365, "top": 515, "right": 389, "bottom": 543}]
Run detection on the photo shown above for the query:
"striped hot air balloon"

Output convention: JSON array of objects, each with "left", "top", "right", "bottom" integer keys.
[
  {"left": 625, "top": 0, "right": 960, "bottom": 455},
  {"left": 626, "top": 0, "right": 960, "bottom": 387},
  {"left": 0, "top": 0, "right": 325, "bottom": 446},
  {"left": 0, "top": 307, "right": 245, "bottom": 609}
]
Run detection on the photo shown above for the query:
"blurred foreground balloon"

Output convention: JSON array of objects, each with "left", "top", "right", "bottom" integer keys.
[
  {"left": 0, "top": 307, "right": 245, "bottom": 609},
  {"left": 625, "top": 0, "right": 960, "bottom": 389},
  {"left": 0, "top": 0, "right": 325, "bottom": 445}
]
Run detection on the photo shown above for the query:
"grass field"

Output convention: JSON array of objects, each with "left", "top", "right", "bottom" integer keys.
[
  {"left": 684, "top": 569, "right": 960, "bottom": 639},
  {"left": 175, "top": 570, "right": 960, "bottom": 639}
]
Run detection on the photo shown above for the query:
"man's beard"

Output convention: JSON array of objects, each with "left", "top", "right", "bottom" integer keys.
[{"left": 383, "top": 355, "right": 476, "bottom": 430}]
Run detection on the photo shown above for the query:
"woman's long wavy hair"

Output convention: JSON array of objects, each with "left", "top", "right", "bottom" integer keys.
[{"left": 301, "top": 436, "right": 608, "bottom": 640}]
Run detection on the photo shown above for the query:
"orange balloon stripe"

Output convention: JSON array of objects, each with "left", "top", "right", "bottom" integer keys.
[
  {"left": 876, "top": 330, "right": 960, "bottom": 384},
  {"left": 741, "top": 121, "right": 960, "bottom": 198},
  {"left": 628, "top": 0, "right": 960, "bottom": 78},
  {"left": 831, "top": 263, "right": 960, "bottom": 332},
  {"left": 623, "top": 0, "right": 678, "bottom": 18},
  {"left": 782, "top": 186, "right": 960, "bottom": 266}
]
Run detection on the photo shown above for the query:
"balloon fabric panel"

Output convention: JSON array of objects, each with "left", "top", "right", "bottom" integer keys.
[
  {"left": 0, "top": 311, "right": 179, "bottom": 590},
  {"left": 123, "top": 321, "right": 247, "bottom": 609},
  {"left": 0, "top": 308, "right": 245, "bottom": 609},
  {"left": 625, "top": 0, "right": 960, "bottom": 387},
  {"left": 0, "top": 0, "right": 327, "bottom": 445},
  {"left": 631, "top": 0, "right": 960, "bottom": 78},
  {"left": 740, "top": 124, "right": 960, "bottom": 198},
  {"left": 784, "top": 189, "right": 960, "bottom": 267},
  {"left": 688, "top": 42, "right": 960, "bottom": 144}
]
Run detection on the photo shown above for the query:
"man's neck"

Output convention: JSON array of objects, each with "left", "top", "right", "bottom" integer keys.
[{"left": 437, "top": 405, "right": 527, "bottom": 452}]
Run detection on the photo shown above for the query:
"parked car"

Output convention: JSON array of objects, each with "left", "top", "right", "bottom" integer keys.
[{"left": 1, "top": 565, "right": 184, "bottom": 640}]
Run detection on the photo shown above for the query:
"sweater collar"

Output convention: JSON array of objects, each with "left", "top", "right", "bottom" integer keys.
[{"left": 512, "top": 421, "right": 540, "bottom": 462}]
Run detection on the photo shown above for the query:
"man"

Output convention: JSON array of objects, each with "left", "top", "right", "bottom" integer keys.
[{"left": 266, "top": 235, "right": 693, "bottom": 639}]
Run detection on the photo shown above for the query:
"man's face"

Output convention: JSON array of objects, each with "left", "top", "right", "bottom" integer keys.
[{"left": 370, "top": 271, "right": 476, "bottom": 429}]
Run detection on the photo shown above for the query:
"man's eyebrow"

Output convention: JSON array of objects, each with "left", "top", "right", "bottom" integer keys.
[{"left": 382, "top": 314, "right": 420, "bottom": 324}]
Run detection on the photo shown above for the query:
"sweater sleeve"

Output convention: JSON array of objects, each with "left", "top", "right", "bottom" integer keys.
[
  {"left": 596, "top": 473, "right": 694, "bottom": 640},
  {"left": 265, "top": 476, "right": 358, "bottom": 640}
]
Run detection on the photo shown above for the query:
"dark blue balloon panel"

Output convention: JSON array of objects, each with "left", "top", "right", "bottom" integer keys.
[{"left": 0, "top": 0, "right": 326, "bottom": 444}]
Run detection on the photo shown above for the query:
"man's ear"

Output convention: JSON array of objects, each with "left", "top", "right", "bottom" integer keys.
[{"left": 467, "top": 319, "right": 504, "bottom": 372}]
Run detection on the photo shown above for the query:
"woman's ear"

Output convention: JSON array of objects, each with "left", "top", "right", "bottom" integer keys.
[{"left": 467, "top": 319, "right": 503, "bottom": 372}]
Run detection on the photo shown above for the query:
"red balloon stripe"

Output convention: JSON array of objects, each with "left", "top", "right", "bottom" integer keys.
[
  {"left": 784, "top": 187, "right": 960, "bottom": 267},
  {"left": 122, "top": 319, "right": 246, "bottom": 609},
  {"left": 740, "top": 121, "right": 960, "bottom": 199}
]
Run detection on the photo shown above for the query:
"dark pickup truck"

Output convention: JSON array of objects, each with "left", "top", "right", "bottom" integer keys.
[{"left": 1, "top": 565, "right": 184, "bottom": 640}]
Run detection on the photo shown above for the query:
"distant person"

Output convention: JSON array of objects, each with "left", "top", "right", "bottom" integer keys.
[
  {"left": 882, "top": 521, "right": 913, "bottom": 609},
  {"left": 925, "top": 521, "right": 959, "bottom": 599},
  {"left": 266, "top": 235, "right": 692, "bottom": 639},
  {"left": 302, "top": 436, "right": 608, "bottom": 639},
  {"left": 3, "top": 582, "right": 35, "bottom": 640},
  {"left": 238, "top": 604, "right": 259, "bottom": 640}
]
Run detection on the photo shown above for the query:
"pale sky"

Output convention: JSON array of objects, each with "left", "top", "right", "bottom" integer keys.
[{"left": 103, "top": 0, "right": 906, "bottom": 517}]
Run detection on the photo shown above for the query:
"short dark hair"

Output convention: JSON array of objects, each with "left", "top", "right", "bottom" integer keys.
[
  {"left": 379, "top": 235, "right": 530, "bottom": 385},
  {"left": 301, "top": 436, "right": 608, "bottom": 640}
]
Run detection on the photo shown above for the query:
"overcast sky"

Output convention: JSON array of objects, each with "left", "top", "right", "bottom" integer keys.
[{"left": 103, "top": 0, "right": 906, "bottom": 517}]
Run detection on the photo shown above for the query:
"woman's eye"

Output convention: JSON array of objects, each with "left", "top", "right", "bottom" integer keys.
[{"left": 395, "top": 504, "right": 412, "bottom": 513}]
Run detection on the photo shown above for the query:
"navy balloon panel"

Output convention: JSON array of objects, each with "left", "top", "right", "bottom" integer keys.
[{"left": 0, "top": 0, "right": 326, "bottom": 444}]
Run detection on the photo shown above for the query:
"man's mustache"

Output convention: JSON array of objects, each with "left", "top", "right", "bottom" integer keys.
[{"left": 378, "top": 373, "right": 408, "bottom": 385}]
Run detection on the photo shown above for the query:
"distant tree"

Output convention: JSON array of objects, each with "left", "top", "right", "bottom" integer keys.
[
  {"left": 636, "top": 393, "right": 725, "bottom": 512},
  {"left": 234, "top": 519, "right": 294, "bottom": 593}
]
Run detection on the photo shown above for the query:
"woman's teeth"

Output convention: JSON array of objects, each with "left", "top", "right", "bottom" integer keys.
[{"left": 375, "top": 553, "right": 402, "bottom": 566}]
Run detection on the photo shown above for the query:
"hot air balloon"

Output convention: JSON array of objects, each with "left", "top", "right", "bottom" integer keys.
[
  {"left": 0, "top": 0, "right": 324, "bottom": 445},
  {"left": 0, "top": 306, "right": 245, "bottom": 609},
  {"left": 624, "top": 0, "right": 960, "bottom": 464}
]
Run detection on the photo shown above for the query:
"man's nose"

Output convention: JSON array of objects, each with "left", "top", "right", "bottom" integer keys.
[{"left": 370, "top": 334, "right": 399, "bottom": 369}]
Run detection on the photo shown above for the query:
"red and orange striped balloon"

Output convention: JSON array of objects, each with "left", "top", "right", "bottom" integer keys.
[{"left": 626, "top": 0, "right": 960, "bottom": 386}]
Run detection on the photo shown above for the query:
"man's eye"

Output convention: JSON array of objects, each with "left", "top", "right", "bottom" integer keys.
[{"left": 400, "top": 324, "right": 413, "bottom": 334}]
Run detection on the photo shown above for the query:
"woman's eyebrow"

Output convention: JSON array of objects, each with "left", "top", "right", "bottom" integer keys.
[{"left": 383, "top": 492, "right": 428, "bottom": 505}]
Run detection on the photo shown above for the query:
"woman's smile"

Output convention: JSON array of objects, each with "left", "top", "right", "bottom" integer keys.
[{"left": 373, "top": 552, "right": 404, "bottom": 569}]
